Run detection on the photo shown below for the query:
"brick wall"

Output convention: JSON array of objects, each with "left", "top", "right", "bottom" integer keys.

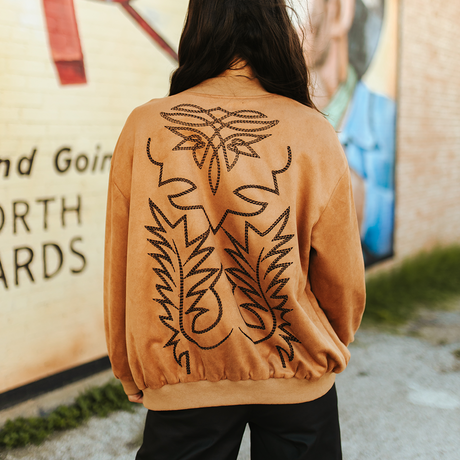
[{"left": 394, "top": 0, "right": 460, "bottom": 261}]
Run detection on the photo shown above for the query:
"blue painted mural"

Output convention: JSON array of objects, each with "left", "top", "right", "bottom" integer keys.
[{"left": 296, "top": 0, "right": 397, "bottom": 265}]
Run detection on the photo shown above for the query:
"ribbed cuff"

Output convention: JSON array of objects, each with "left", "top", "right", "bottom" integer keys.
[{"left": 120, "top": 379, "right": 141, "bottom": 395}]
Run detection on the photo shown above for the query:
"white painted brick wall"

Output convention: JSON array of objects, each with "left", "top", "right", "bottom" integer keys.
[{"left": 0, "top": 0, "right": 188, "bottom": 393}]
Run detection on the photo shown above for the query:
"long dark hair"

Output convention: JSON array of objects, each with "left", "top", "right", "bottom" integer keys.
[{"left": 169, "top": 0, "right": 317, "bottom": 109}]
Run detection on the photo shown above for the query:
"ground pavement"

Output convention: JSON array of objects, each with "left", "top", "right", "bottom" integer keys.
[{"left": 1, "top": 307, "right": 459, "bottom": 460}]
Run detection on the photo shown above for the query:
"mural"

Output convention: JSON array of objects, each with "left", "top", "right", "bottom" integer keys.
[
  {"left": 0, "top": 0, "right": 187, "bottom": 395},
  {"left": 0, "top": 0, "right": 397, "bottom": 395},
  {"left": 42, "top": 0, "right": 177, "bottom": 85},
  {"left": 295, "top": 0, "right": 398, "bottom": 265}
]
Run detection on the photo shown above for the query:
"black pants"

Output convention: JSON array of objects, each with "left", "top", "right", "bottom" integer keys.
[{"left": 135, "top": 384, "right": 342, "bottom": 460}]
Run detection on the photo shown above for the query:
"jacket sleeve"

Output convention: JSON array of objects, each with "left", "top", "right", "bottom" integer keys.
[
  {"left": 103, "top": 117, "right": 141, "bottom": 396},
  {"left": 309, "top": 168, "right": 366, "bottom": 346}
]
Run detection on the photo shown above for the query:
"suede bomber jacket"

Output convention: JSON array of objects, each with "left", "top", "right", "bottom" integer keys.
[{"left": 104, "top": 74, "right": 366, "bottom": 411}]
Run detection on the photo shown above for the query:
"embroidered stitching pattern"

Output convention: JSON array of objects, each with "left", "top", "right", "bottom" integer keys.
[
  {"left": 145, "top": 104, "right": 300, "bottom": 373},
  {"left": 146, "top": 138, "right": 292, "bottom": 234},
  {"left": 146, "top": 199, "right": 233, "bottom": 374},
  {"left": 161, "top": 104, "right": 279, "bottom": 194},
  {"left": 223, "top": 208, "right": 300, "bottom": 368}
]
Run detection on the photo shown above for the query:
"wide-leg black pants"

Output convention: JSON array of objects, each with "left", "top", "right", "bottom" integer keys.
[{"left": 135, "top": 384, "right": 342, "bottom": 460}]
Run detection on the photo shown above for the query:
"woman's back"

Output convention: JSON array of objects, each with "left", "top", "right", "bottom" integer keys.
[
  {"left": 105, "top": 66, "right": 364, "bottom": 410},
  {"left": 104, "top": 1, "right": 365, "bottom": 458}
]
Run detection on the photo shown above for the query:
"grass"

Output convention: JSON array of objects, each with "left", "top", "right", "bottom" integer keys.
[
  {"left": 363, "top": 244, "right": 460, "bottom": 325},
  {"left": 0, "top": 380, "right": 136, "bottom": 450}
]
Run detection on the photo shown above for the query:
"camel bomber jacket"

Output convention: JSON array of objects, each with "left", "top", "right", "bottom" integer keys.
[{"left": 104, "top": 75, "right": 366, "bottom": 411}]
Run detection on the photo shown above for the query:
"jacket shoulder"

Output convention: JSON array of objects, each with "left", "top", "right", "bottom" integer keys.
[{"left": 273, "top": 97, "right": 348, "bottom": 177}]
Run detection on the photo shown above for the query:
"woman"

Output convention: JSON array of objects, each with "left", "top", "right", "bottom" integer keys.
[{"left": 104, "top": 1, "right": 365, "bottom": 459}]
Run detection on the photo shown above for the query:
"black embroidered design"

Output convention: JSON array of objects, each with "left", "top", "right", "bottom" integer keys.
[
  {"left": 223, "top": 208, "right": 300, "bottom": 368},
  {"left": 146, "top": 199, "right": 233, "bottom": 374},
  {"left": 147, "top": 138, "right": 292, "bottom": 234},
  {"left": 146, "top": 103, "right": 298, "bottom": 371},
  {"left": 161, "top": 104, "right": 279, "bottom": 194}
]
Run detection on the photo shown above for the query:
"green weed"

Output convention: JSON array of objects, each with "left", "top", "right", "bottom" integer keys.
[
  {"left": 0, "top": 380, "right": 135, "bottom": 449},
  {"left": 363, "top": 244, "right": 460, "bottom": 325}
]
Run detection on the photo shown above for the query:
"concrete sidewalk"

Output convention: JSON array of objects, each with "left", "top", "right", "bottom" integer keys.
[{"left": 1, "top": 308, "right": 459, "bottom": 460}]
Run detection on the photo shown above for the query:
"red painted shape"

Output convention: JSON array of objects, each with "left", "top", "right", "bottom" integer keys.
[
  {"left": 119, "top": 2, "right": 178, "bottom": 62},
  {"left": 42, "top": 0, "right": 87, "bottom": 85},
  {"left": 91, "top": 0, "right": 178, "bottom": 61}
]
